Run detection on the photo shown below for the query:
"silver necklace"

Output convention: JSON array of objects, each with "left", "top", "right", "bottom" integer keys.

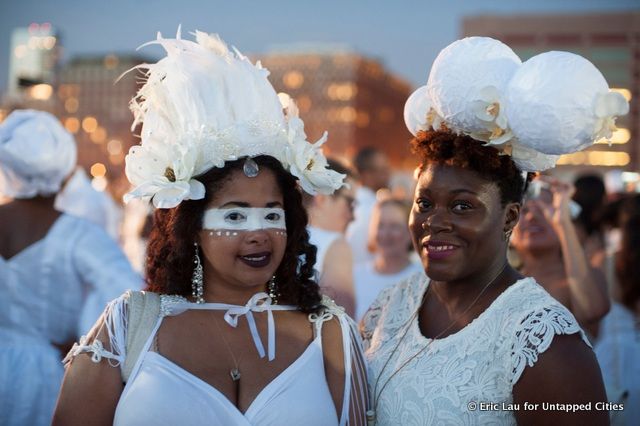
[{"left": 366, "top": 264, "right": 507, "bottom": 425}]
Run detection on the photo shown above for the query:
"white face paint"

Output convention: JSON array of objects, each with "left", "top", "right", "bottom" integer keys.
[{"left": 202, "top": 207, "right": 287, "bottom": 231}]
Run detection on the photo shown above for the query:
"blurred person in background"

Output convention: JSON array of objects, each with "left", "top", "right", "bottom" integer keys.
[
  {"left": 305, "top": 158, "right": 357, "bottom": 317},
  {"left": 573, "top": 174, "right": 608, "bottom": 268},
  {"left": 346, "top": 147, "right": 391, "bottom": 264},
  {"left": 0, "top": 110, "right": 142, "bottom": 426},
  {"left": 510, "top": 175, "right": 610, "bottom": 332},
  {"left": 354, "top": 196, "right": 422, "bottom": 321},
  {"left": 594, "top": 194, "right": 640, "bottom": 425}
]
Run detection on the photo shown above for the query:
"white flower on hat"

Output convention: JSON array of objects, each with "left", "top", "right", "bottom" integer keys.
[
  {"left": 470, "top": 86, "right": 514, "bottom": 145},
  {"left": 509, "top": 142, "right": 560, "bottom": 172},
  {"left": 124, "top": 139, "right": 205, "bottom": 209},
  {"left": 285, "top": 134, "right": 344, "bottom": 196},
  {"left": 404, "top": 86, "right": 445, "bottom": 135},
  {"left": 593, "top": 91, "right": 629, "bottom": 142}
]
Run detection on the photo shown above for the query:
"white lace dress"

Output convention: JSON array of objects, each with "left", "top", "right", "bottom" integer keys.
[{"left": 362, "top": 273, "right": 591, "bottom": 425}]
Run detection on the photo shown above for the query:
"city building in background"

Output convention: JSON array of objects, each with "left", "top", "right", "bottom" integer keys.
[
  {"left": 56, "top": 54, "right": 147, "bottom": 199},
  {"left": 463, "top": 12, "right": 640, "bottom": 176},
  {"left": 257, "top": 45, "right": 414, "bottom": 169},
  {"left": 4, "top": 23, "right": 61, "bottom": 112}
]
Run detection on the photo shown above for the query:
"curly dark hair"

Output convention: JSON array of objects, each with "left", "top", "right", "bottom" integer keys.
[
  {"left": 411, "top": 130, "right": 532, "bottom": 205},
  {"left": 615, "top": 195, "right": 640, "bottom": 311},
  {"left": 145, "top": 156, "right": 322, "bottom": 313}
]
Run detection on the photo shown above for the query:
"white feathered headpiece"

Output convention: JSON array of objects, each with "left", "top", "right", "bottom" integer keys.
[
  {"left": 404, "top": 37, "right": 629, "bottom": 172},
  {"left": 124, "top": 28, "right": 344, "bottom": 209}
]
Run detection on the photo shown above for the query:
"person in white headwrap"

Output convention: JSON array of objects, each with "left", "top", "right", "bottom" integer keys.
[
  {"left": 362, "top": 37, "right": 627, "bottom": 425},
  {"left": 0, "top": 109, "right": 142, "bottom": 426},
  {"left": 54, "top": 29, "right": 368, "bottom": 426}
]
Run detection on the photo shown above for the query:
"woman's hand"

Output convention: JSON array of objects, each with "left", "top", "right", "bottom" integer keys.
[{"left": 534, "top": 175, "right": 575, "bottom": 232}]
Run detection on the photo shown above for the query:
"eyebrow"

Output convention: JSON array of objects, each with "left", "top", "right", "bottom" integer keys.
[
  {"left": 417, "top": 188, "right": 479, "bottom": 196},
  {"left": 219, "top": 201, "right": 283, "bottom": 208}
]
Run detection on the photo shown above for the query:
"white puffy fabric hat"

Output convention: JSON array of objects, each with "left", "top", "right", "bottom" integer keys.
[
  {"left": 0, "top": 109, "right": 77, "bottom": 198},
  {"left": 404, "top": 36, "right": 629, "bottom": 172}
]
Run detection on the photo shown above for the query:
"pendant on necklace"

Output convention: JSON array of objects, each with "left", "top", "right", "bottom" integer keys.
[{"left": 230, "top": 368, "right": 241, "bottom": 382}]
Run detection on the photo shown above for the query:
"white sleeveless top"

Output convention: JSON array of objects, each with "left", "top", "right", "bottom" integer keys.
[
  {"left": 68, "top": 293, "right": 368, "bottom": 426},
  {"left": 362, "top": 274, "right": 591, "bottom": 425}
]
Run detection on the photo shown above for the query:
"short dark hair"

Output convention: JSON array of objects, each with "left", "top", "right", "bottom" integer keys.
[
  {"left": 573, "top": 174, "right": 606, "bottom": 237},
  {"left": 411, "top": 130, "right": 532, "bottom": 206},
  {"left": 145, "top": 155, "right": 322, "bottom": 313},
  {"left": 353, "top": 146, "right": 383, "bottom": 175}
]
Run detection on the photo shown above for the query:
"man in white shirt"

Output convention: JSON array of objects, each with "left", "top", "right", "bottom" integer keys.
[{"left": 346, "top": 147, "right": 391, "bottom": 264}]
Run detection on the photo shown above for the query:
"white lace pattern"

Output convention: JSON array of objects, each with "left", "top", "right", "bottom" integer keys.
[{"left": 362, "top": 274, "right": 590, "bottom": 425}]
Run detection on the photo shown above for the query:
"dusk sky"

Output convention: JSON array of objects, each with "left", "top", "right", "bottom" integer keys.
[{"left": 1, "top": 0, "right": 638, "bottom": 94}]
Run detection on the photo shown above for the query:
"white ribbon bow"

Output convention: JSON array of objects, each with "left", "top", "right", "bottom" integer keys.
[{"left": 223, "top": 292, "right": 277, "bottom": 361}]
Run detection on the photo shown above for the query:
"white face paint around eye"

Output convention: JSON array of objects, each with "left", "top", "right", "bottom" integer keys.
[{"left": 202, "top": 207, "right": 287, "bottom": 231}]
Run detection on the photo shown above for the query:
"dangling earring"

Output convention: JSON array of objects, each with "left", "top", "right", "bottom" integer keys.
[
  {"left": 192, "top": 243, "right": 205, "bottom": 304},
  {"left": 504, "top": 229, "right": 513, "bottom": 241},
  {"left": 267, "top": 276, "right": 278, "bottom": 304}
]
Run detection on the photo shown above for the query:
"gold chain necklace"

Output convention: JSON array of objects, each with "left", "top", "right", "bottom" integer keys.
[{"left": 366, "top": 264, "right": 507, "bottom": 426}]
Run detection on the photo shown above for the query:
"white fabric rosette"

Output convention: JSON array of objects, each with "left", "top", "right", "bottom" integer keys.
[{"left": 123, "top": 28, "right": 344, "bottom": 208}]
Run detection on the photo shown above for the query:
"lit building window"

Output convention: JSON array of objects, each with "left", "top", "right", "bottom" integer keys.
[
  {"left": 327, "top": 83, "right": 357, "bottom": 101},
  {"left": 595, "top": 128, "right": 630, "bottom": 144}
]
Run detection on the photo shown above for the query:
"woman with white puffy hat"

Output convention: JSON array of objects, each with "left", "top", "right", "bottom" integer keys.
[
  {"left": 361, "top": 37, "right": 627, "bottom": 425},
  {"left": 0, "top": 110, "right": 142, "bottom": 426}
]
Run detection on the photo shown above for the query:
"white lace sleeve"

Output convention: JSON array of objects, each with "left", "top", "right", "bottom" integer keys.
[
  {"left": 313, "top": 297, "right": 370, "bottom": 426},
  {"left": 63, "top": 292, "right": 129, "bottom": 368},
  {"left": 360, "top": 286, "right": 394, "bottom": 351},
  {"left": 510, "top": 304, "right": 592, "bottom": 385}
]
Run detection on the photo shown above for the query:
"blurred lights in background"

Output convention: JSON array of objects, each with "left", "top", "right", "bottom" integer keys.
[
  {"left": 327, "top": 83, "right": 357, "bottom": 101},
  {"left": 283, "top": 71, "right": 304, "bottom": 89},
  {"left": 611, "top": 88, "right": 632, "bottom": 102},
  {"left": 27, "top": 84, "right": 53, "bottom": 100},
  {"left": 90, "top": 126, "right": 107, "bottom": 144},
  {"left": 91, "top": 176, "right": 108, "bottom": 192},
  {"left": 595, "top": 128, "right": 631, "bottom": 144},
  {"left": 64, "top": 117, "right": 80, "bottom": 133},
  {"left": 107, "top": 139, "right": 123, "bottom": 155},
  {"left": 90, "top": 162, "right": 107, "bottom": 178},
  {"left": 82, "top": 116, "right": 98, "bottom": 133},
  {"left": 557, "top": 151, "right": 630, "bottom": 167},
  {"left": 64, "top": 97, "right": 79, "bottom": 113}
]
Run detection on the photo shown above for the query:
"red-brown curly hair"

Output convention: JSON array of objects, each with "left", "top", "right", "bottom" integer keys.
[{"left": 411, "top": 130, "right": 533, "bottom": 206}]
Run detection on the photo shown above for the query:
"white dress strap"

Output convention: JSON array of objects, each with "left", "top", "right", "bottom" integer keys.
[
  {"left": 310, "top": 296, "right": 370, "bottom": 426},
  {"left": 63, "top": 293, "right": 130, "bottom": 368}
]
